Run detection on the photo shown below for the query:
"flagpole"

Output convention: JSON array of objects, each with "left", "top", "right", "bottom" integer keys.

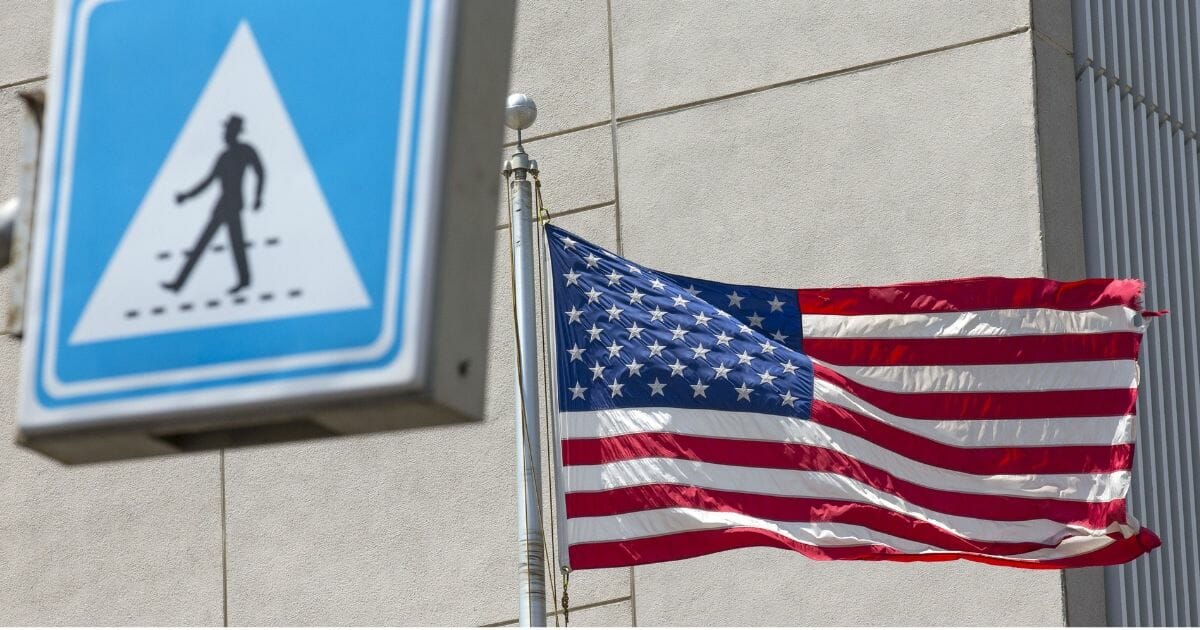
[{"left": 504, "top": 93, "right": 547, "bottom": 627}]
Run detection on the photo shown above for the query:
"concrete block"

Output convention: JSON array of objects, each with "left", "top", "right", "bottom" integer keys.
[
  {"left": 611, "top": 0, "right": 1029, "bottom": 118},
  {"left": 632, "top": 549, "right": 1064, "bottom": 626},
  {"left": 499, "top": 125, "right": 615, "bottom": 226},
  {"left": 1032, "top": 0, "right": 1074, "bottom": 52},
  {"left": 1064, "top": 567, "right": 1106, "bottom": 626},
  {"left": 506, "top": 0, "right": 611, "bottom": 140},
  {"left": 1033, "top": 34, "right": 1086, "bottom": 279},
  {"left": 222, "top": 206, "right": 628, "bottom": 626},
  {"left": 0, "top": 0, "right": 53, "bottom": 87},
  {"left": 616, "top": 33, "right": 1046, "bottom": 288},
  {"left": 0, "top": 258, "right": 223, "bottom": 625},
  {"left": 0, "top": 442, "right": 223, "bottom": 624}
]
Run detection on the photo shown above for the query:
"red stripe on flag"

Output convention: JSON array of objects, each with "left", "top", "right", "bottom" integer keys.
[
  {"left": 797, "top": 277, "right": 1144, "bottom": 315},
  {"left": 812, "top": 364, "right": 1138, "bottom": 419},
  {"left": 569, "top": 527, "right": 901, "bottom": 569},
  {"left": 567, "top": 526, "right": 1159, "bottom": 570},
  {"left": 801, "top": 332, "right": 1142, "bottom": 366},
  {"left": 565, "top": 485, "right": 1056, "bottom": 555},
  {"left": 561, "top": 434, "right": 1126, "bottom": 527},
  {"left": 564, "top": 406, "right": 1133, "bottom": 475}
]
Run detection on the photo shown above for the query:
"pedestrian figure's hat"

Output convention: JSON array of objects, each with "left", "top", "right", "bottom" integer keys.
[{"left": 224, "top": 114, "right": 244, "bottom": 135}]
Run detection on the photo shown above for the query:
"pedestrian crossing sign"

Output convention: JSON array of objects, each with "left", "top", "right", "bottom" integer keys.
[{"left": 19, "top": 0, "right": 514, "bottom": 463}]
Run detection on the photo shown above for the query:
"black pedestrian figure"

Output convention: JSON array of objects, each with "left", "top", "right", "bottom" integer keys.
[{"left": 162, "top": 114, "right": 265, "bottom": 295}]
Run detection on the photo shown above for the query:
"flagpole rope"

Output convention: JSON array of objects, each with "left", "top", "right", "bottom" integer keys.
[
  {"left": 531, "top": 172, "right": 570, "bottom": 625},
  {"left": 504, "top": 166, "right": 561, "bottom": 627}
]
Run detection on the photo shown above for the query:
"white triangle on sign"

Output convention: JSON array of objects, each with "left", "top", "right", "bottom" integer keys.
[{"left": 70, "top": 21, "right": 371, "bottom": 345}]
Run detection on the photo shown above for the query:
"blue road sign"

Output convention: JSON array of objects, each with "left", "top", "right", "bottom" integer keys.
[{"left": 22, "top": 0, "right": 454, "bottom": 429}]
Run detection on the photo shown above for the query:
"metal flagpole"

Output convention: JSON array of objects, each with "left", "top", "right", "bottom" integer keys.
[{"left": 504, "top": 93, "right": 547, "bottom": 627}]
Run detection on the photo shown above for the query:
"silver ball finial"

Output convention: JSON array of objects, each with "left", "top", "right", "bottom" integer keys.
[{"left": 505, "top": 93, "right": 537, "bottom": 131}]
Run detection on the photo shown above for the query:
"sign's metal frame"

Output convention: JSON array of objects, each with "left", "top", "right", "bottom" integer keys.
[{"left": 17, "top": 0, "right": 514, "bottom": 464}]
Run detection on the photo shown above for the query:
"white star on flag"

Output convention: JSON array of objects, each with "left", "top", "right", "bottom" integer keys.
[{"left": 668, "top": 360, "right": 687, "bottom": 377}]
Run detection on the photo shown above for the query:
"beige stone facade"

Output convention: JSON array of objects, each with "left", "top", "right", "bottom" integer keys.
[{"left": 0, "top": 1, "right": 1099, "bottom": 625}]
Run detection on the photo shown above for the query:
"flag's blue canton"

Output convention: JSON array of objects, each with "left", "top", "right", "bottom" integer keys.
[{"left": 546, "top": 225, "right": 814, "bottom": 417}]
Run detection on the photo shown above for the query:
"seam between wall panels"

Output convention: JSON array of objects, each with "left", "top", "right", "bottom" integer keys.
[
  {"left": 606, "top": 0, "right": 623, "bottom": 258},
  {"left": 502, "top": 31, "right": 1044, "bottom": 147},
  {"left": 1030, "top": 22, "right": 1054, "bottom": 281},
  {"left": 496, "top": 200, "right": 617, "bottom": 232},
  {"left": 613, "top": 26, "right": 1032, "bottom": 127},
  {"left": 220, "top": 448, "right": 229, "bottom": 627},
  {"left": 1032, "top": 24, "right": 1080, "bottom": 57},
  {"left": 605, "top": 2, "right": 634, "bottom": 623},
  {"left": 502, "top": 119, "right": 612, "bottom": 148},
  {"left": 0, "top": 75, "right": 47, "bottom": 91},
  {"left": 507, "top": 29, "right": 1039, "bottom": 146},
  {"left": 479, "top": 596, "right": 634, "bottom": 627},
  {"left": 1033, "top": 28, "right": 1073, "bottom": 57}
]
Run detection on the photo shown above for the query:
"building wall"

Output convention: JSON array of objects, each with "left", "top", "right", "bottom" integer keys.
[
  {"left": 0, "top": 1, "right": 1091, "bottom": 625},
  {"left": 1072, "top": 0, "right": 1200, "bottom": 625}
]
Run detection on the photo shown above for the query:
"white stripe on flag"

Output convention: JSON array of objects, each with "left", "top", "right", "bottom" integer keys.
[
  {"left": 566, "top": 452, "right": 1127, "bottom": 504},
  {"left": 802, "top": 305, "right": 1140, "bottom": 339},
  {"left": 810, "top": 358, "right": 1138, "bottom": 393},
  {"left": 812, "top": 378, "right": 1135, "bottom": 447}
]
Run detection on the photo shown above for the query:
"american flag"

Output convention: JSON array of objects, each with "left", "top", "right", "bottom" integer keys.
[{"left": 545, "top": 224, "right": 1160, "bottom": 570}]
